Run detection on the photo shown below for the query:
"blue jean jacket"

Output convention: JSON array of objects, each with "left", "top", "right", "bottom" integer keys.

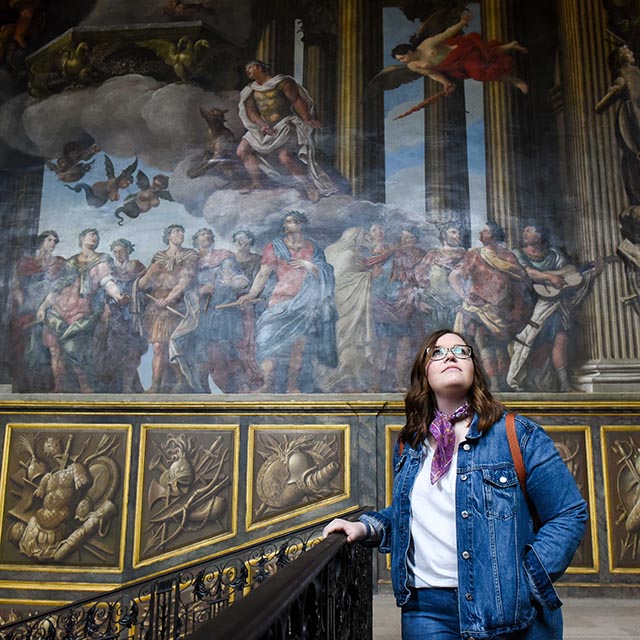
[{"left": 360, "top": 412, "right": 587, "bottom": 639}]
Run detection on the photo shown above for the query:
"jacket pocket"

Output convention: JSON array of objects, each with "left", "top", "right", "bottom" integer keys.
[{"left": 482, "top": 467, "right": 518, "bottom": 520}]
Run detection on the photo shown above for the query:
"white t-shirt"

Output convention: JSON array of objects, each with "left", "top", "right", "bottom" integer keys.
[{"left": 407, "top": 442, "right": 459, "bottom": 588}]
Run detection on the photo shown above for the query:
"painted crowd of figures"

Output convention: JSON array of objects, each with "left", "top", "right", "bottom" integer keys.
[{"left": 9, "top": 212, "right": 603, "bottom": 395}]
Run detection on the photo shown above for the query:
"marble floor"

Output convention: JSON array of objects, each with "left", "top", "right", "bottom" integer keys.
[{"left": 373, "top": 594, "right": 640, "bottom": 639}]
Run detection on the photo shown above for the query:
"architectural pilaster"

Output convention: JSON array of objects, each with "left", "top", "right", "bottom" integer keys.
[{"left": 556, "top": 0, "right": 640, "bottom": 389}]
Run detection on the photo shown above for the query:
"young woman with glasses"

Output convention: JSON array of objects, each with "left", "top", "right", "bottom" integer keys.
[{"left": 324, "top": 329, "right": 586, "bottom": 639}]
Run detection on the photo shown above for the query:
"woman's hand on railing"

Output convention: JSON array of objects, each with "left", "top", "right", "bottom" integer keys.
[{"left": 322, "top": 518, "right": 368, "bottom": 543}]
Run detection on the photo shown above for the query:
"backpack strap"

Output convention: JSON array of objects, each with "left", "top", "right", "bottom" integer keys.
[{"left": 506, "top": 411, "right": 541, "bottom": 530}]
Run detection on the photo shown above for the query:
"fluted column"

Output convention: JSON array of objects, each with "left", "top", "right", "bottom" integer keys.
[
  {"left": 481, "top": 0, "right": 526, "bottom": 247},
  {"left": 423, "top": 79, "right": 471, "bottom": 242},
  {"left": 301, "top": 3, "right": 338, "bottom": 167},
  {"left": 253, "top": 0, "right": 296, "bottom": 75},
  {"left": 336, "top": 0, "right": 384, "bottom": 199},
  {"left": 557, "top": 0, "right": 640, "bottom": 388}
]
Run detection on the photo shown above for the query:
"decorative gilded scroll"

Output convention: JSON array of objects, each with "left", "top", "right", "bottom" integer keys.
[
  {"left": 134, "top": 424, "right": 238, "bottom": 567},
  {"left": 246, "top": 425, "right": 349, "bottom": 531},
  {"left": 0, "top": 424, "right": 131, "bottom": 572},
  {"left": 601, "top": 425, "right": 640, "bottom": 573}
]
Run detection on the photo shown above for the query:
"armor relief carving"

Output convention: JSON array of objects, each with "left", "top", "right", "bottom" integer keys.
[
  {"left": 0, "top": 424, "right": 131, "bottom": 572},
  {"left": 601, "top": 425, "right": 640, "bottom": 572},
  {"left": 134, "top": 424, "right": 239, "bottom": 567},
  {"left": 246, "top": 425, "right": 349, "bottom": 531}
]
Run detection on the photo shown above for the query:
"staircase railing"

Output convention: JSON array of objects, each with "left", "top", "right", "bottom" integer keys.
[
  {"left": 0, "top": 508, "right": 370, "bottom": 640},
  {"left": 188, "top": 522, "right": 373, "bottom": 640}
]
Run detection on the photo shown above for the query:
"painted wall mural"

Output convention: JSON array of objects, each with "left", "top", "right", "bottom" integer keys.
[{"left": 0, "top": 0, "right": 639, "bottom": 395}]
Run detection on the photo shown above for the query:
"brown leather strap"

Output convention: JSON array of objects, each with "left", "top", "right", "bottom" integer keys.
[
  {"left": 506, "top": 412, "right": 528, "bottom": 500},
  {"left": 506, "top": 412, "right": 541, "bottom": 530}
]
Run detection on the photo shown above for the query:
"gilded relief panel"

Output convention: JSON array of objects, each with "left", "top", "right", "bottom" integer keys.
[
  {"left": 134, "top": 424, "right": 239, "bottom": 568},
  {"left": 246, "top": 425, "right": 349, "bottom": 531},
  {"left": 601, "top": 425, "right": 640, "bottom": 573},
  {"left": 0, "top": 424, "right": 131, "bottom": 572}
]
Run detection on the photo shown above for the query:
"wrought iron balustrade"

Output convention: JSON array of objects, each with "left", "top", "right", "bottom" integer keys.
[
  {"left": 0, "top": 508, "right": 370, "bottom": 640},
  {"left": 188, "top": 528, "right": 373, "bottom": 640}
]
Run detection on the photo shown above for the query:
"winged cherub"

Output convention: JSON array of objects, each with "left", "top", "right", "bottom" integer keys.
[
  {"left": 65, "top": 155, "right": 138, "bottom": 208},
  {"left": 46, "top": 141, "right": 100, "bottom": 183},
  {"left": 114, "top": 171, "right": 174, "bottom": 225},
  {"left": 366, "top": 7, "right": 528, "bottom": 107}
]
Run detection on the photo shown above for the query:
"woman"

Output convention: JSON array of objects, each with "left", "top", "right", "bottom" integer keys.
[{"left": 323, "top": 329, "right": 587, "bottom": 639}]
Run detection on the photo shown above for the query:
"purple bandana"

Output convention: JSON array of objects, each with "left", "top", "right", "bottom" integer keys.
[{"left": 429, "top": 402, "right": 471, "bottom": 484}]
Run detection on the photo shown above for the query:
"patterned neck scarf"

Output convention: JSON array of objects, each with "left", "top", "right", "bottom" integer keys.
[{"left": 428, "top": 401, "right": 471, "bottom": 484}]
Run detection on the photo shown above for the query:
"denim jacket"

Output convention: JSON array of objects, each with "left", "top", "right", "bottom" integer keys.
[{"left": 360, "top": 412, "right": 587, "bottom": 640}]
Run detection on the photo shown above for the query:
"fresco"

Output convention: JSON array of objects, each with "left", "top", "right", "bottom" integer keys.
[{"left": 0, "top": 0, "right": 639, "bottom": 395}]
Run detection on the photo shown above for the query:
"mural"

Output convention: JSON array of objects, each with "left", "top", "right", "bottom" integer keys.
[{"left": 0, "top": 0, "right": 639, "bottom": 395}]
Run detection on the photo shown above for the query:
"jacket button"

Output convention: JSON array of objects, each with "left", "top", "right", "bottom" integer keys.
[
  {"left": 462, "top": 550, "right": 471, "bottom": 559},
  {"left": 465, "top": 592, "right": 473, "bottom": 600},
  {"left": 499, "top": 476, "right": 508, "bottom": 484},
  {"left": 461, "top": 510, "right": 469, "bottom": 518},
  {"left": 462, "top": 443, "right": 471, "bottom": 451},
  {"left": 460, "top": 474, "right": 468, "bottom": 481}
]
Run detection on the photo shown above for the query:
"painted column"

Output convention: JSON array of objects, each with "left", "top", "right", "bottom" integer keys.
[
  {"left": 300, "top": 3, "right": 338, "bottom": 167},
  {"left": 423, "top": 80, "right": 471, "bottom": 242},
  {"left": 557, "top": 0, "right": 640, "bottom": 389},
  {"left": 254, "top": 0, "right": 296, "bottom": 75},
  {"left": 336, "top": 0, "right": 384, "bottom": 199},
  {"left": 481, "top": 0, "right": 526, "bottom": 247}
]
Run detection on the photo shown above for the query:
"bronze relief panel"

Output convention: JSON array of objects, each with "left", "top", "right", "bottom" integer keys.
[
  {"left": 601, "top": 425, "right": 640, "bottom": 573},
  {"left": 0, "top": 423, "right": 132, "bottom": 572},
  {"left": 246, "top": 425, "right": 349, "bottom": 531},
  {"left": 134, "top": 424, "right": 239, "bottom": 567}
]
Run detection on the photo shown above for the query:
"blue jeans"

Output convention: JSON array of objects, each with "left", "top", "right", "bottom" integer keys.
[
  {"left": 402, "top": 587, "right": 459, "bottom": 639},
  {"left": 401, "top": 587, "right": 563, "bottom": 639}
]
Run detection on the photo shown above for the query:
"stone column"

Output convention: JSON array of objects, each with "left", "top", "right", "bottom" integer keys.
[
  {"left": 336, "top": 0, "right": 384, "bottom": 200},
  {"left": 481, "top": 0, "right": 527, "bottom": 247},
  {"left": 423, "top": 79, "right": 471, "bottom": 243},
  {"left": 556, "top": 0, "right": 640, "bottom": 389}
]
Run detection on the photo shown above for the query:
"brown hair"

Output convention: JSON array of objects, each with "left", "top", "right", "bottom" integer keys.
[{"left": 399, "top": 329, "right": 505, "bottom": 449}]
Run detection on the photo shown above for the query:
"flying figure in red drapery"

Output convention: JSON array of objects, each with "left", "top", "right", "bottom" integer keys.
[{"left": 365, "top": 5, "right": 529, "bottom": 118}]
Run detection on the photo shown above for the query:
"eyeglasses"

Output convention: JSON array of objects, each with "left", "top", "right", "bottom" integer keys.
[{"left": 427, "top": 345, "right": 473, "bottom": 360}]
